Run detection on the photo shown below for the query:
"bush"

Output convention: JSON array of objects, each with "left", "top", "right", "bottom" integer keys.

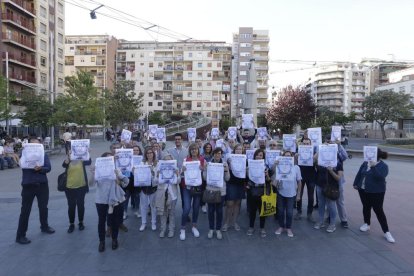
[{"left": 385, "top": 138, "right": 414, "bottom": 145}]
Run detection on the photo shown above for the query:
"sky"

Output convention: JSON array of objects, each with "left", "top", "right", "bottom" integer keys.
[{"left": 65, "top": 0, "right": 414, "bottom": 89}]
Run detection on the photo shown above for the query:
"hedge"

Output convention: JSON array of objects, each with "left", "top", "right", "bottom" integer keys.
[{"left": 385, "top": 138, "right": 414, "bottom": 145}]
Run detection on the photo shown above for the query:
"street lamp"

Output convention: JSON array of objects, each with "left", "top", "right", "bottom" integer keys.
[{"left": 90, "top": 5, "right": 104, "bottom": 19}]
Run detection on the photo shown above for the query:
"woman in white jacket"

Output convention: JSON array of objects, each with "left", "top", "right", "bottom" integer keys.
[{"left": 203, "top": 147, "right": 230, "bottom": 240}]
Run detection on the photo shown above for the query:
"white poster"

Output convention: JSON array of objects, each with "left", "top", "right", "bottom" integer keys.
[
  {"left": 94, "top": 156, "right": 116, "bottom": 181},
  {"left": 242, "top": 114, "right": 254, "bottom": 129},
  {"left": 215, "top": 139, "right": 225, "bottom": 149},
  {"left": 246, "top": 149, "right": 255, "bottom": 160},
  {"left": 276, "top": 156, "right": 295, "bottom": 181},
  {"left": 248, "top": 159, "right": 265, "bottom": 185},
  {"left": 258, "top": 127, "right": 268, "bottom": 140},
  {"left": 331, "top": 126, "right": 342, "bottom": 142},
  {"left": 158, "top": 160, "right": 177, "bottom": 185},
  {"left": 211, "top": 128, "right": 220, "bottom": 139},
  {"left": 156, "top": 128, "right": 166, "bottom": 142},
  {"left": 115, "top": 148, "right": 133, "bottom": 173},
  {"left": 132, "top": 155, "right": 143, "bottom": 167},
  {"left": 229, "top": 154, "right": 246, "bottom": 178},
  {"left": 183, "top": 161, "right": 202, "bottom": 186},
  {"left": 228, "top": 127, "right": 238, "bottom": 140},
  {"left": 298, "top": 145, "right": 314, "bottom": 166},
  {"left": 134, "top": 165, "right": 152, "bottom": 187},
  {"left": 187, "top": 128, "right": 196, "bottom": 142},
  {"left": 20, "top": 143, "right": 44, "bottom": 169},
  {"left": 206, "top": 163, "right": 224, "bottom": 188},
  {"left": 265, "top": 150, "right": 281, "bottom": 168},
  {"left": 308, "top": 127, "right": 322, "bottom": 147},
  {"left": 283, "top": 134, "right": 297, "bottom": 152},
  {"left": 148, "top": 124, "right": 158, "bottom": 138},
  {"left": 120, "top": 129, "right": 132, "bottom": 143},
  {"left": 318, "top": 144, "right": 338, "bottom": 168},
  {"left": 364, "top": 146, "right": 378, "bottom": 162},
  {"left": 70, "top": 139, "right": 90, "bottom": 161}
]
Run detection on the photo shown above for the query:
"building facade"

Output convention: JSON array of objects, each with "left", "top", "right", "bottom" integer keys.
[
  {"left": 231, "top": 27, "right": 270, "bottom": 124},
  {"left": 64, "top": 35, "right": 118, "bottom": 92},
  {"left": 116, "top": 41, "right": 232, "bottom": 125}
]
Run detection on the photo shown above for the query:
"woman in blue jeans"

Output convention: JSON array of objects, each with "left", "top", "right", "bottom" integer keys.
[
  {"left": 179, "top": 143, "right": 205, "bottom": 241},
  {"left": 202, "top": 147, "right": 230, "bottom": 240},
  {"left": 274, "top": 151, "right": 302, "bottom": 237}
]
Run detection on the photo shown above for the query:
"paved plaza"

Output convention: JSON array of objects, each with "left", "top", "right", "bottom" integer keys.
[{"left": 0, "top": 140, "right": 413, "bottom": 276}]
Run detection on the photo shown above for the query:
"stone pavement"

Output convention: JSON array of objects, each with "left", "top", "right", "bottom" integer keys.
[{"left": 0, "top": 140, "right": 414, "bottom": 276}]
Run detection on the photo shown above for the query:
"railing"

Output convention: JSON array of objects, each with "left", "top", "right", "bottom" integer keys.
[
  {"left": 2, "top": 32, "right": 35, "bottom": 50},
  {"left": 75, "top": 51, "right": 105, "bottom": 55},
  {"left": 1, "top": 13, "right": 35, "bottom": 32},
  {"left": 6, "top": 0, "right": 35, "bottom": 15},
  {"left": 154, "top": 56, "right": 174, "bottom": 61},
  {"left": 10, "top": 72, "right": 35, "bottom": 83},
  {"left": 164, "top": 115, "right": 212, "bottom": 137},
  {"left": 2, "top": 51, "right": 35, "bottom": 67}
]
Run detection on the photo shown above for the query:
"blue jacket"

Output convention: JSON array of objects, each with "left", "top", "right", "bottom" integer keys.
[
  {"left": 21, "top": 155, "right": 51, "bottom": 185},
  {"left": 353, "top": 160, "right": 388, "bottom": 193}
]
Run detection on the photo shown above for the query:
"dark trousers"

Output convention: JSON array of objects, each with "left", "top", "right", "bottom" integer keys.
[
  {"left": 65, "top": 141, "right": 71, "bottom": 155},
  {"left": 277, "top": 194, "right": 295, "bottom": 229},
  {"left": 16, "top": 183, "right": 49, "bottom": 238},
  {"left": 296, "top": 178, "right": 315, "bottom": 215},
  {"left": 207, "top": 196, "right": 224, "bottom": 230},
  {"left": 358, "top": 190, "right": 389, "bottom": 233},
  {"left": 65, "top": 187, "right": 87, "bottom": 224},
  {"left": 247, "top": 192, "right": 265, "bottom": 229},
  {"left": 96, "top": 203, "right": 123, "bottom": 242}
]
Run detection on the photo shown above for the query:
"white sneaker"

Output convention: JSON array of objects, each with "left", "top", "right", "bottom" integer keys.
[
  {"left": 216, "top": 230, "right": 223, "bottom": 240},
  {"left": 151, "top": 223, "right": 157, "bottom": 231},
  {"left": 384, "top": 232, "right": 395, "bottom": 243},
  {"left": 192, "top": 227, "right": 200, "bottom": 238},
  {"left": 139, "top": 224, "right": 146, "bottom": 232},
  {"left": 360, "top": 223, "right": 370, "bottom": 232},
  {"left": 123, "top": 212, "right": 127, "bottom": 220},
  {"left": 207, "top": 230, "right": 214, "bottom": 239},
  {"left": 202, "top": 205, "right": 207, "bottom": 213},
  {"left": 180, "top": 229, "right": 186, "bottom": 241},
  {"left": 134, "top": 211, "right": 141, "bottom": 218}
]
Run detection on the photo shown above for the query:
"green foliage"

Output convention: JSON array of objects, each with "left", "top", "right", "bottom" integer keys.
[
  {"left": 148, "top": 112, "right": 165, "bottom": 125},
  {"left": 313, "top": 106, "right": 335, "bottom": 136},
  {"left": 334, "top": 112, "right": 356, "bottom": 128},
  {"left": 385, "top": 138, "right": 414, "bottom": 145},
  {"left": 363, "top": 90, "right": 413, "bottom": 139},
  {"left": 0, "top": 75, "right": 12, "bottom": 121},
  {"left": 19, "top": 92, "right": 53, "bottom": 128},
  {"left": 219, "top": 117, "right": 236, "bottom": 131},
  {"left": 105, "top": 81, "right": 142, "bottom": 129}
]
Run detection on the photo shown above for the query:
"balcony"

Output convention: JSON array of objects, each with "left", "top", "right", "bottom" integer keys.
[
  {"left": 174, "top": 56, "right": 183, "bottom": 61},
  {"left": 254, "top": 56, "right": 269, "bottom": 61},
  {"left": 2, "top": 32, "right": 35, "bottom": 51},
  {"left": 75, "top": 51, "right": 105, "bottom": 55},
  {"left": 254, "top": 66, "right": 269, "bottom": 71},
  {"left": 351, "top": 97, "right": 365, "bottom": 102},
  {"left": 174, "top": 86, "right": 192, "bottom": 91},
  {"left": 257, "top": 93, "right": 268, "bottom": 99},
  {"left": 154, "top": 56, "right": 174, "bottom": 61},
  {"left": 163, "top": 106, "right": 172, "bottom": 111},
  {"left": 254, "top": 47, "right": 269, "bottom": 52},
  {"left": 253, "top": 37, "right": 270, "bottom": 42},
  {"left": 4, "top": 0, "right": 35, "bottom": 16},
  {"left": 1, "top": 13, "right": 36, "bottom": 34},
  {"left": 9, "top": 72, "right": 35, "bottom": 84},
  {"left": 317, "top": 81, "right": 344, "bottom": 87},
  {"left": 173, "top": 76, "right": 183, "bottom": 81},
  {"left": 213, "top": 76, "right": 230, "bottom": 81},
  {"left": 163, "top": 66, "right": 174, "bottom": 71},
  {"left": 2, "top": 52, "right": 35, "bottom": 68}
]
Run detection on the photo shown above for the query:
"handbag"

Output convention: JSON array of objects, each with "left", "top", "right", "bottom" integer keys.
[
  {"left": 202, "top": 189, "right": 221, "bottom": 204},
  {"left": 260, "top": 183, "right": 276, "bottom": 217},
  {"left": 189, "top": 186, "right": 203, "bottom": 196},
  {"left": 322, "top": 171, "right": 340, "bottom": 200},
  {"left": 57, "top": 171, "right": 67, "bottom": 192}
]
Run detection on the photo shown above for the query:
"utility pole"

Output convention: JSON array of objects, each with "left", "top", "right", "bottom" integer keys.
[
  {"left": 103, "top": 71, "right": 106, "bottom": 141},
  {"left": 5, "top": 52, "right": 10, "bottom": 135},
  {"left": 49, "top": 32, "right": 55, "bottom": 149}
]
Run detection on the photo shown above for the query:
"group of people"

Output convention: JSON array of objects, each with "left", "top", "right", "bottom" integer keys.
[{"left": 14, "top": 125, "right": 396, "bottom": 253}]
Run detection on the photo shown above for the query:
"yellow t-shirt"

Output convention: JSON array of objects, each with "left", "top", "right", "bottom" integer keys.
[{"left": 66, "top": 161, "right": 86, "bottom": 189}]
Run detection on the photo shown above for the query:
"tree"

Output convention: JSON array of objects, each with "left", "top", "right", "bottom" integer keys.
[
  {"left": 53, "top": 71, "right": 104, "bottom": 128},
  {"left": 148, "top": 112, "right": 165, "bottom": 125},
  {"left": 0, "top": 75, "right": 13, "bottom": 123},
  {"left": 105, "top": 81, "right": 142, "bottom": 129},
  {"left": 219, "top": 117, "right": 236, "bottom": 132},
  {"left": 313, "top": 106, "right": 336, "bottom": 136},
  {"left": 266, "top": 86, "right": 316, "bottom": 134},
  {"left": 334, "top": 112, "right": 356, "bottom": 129},
  {"left": 19, "top": 92, "right": 53, "bottom": 130},
  {"left": 363, "top": 90, "right": 413, "bottom": 140}
]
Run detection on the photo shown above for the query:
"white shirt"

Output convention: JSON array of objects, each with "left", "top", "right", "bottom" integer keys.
[{"left": 278, "top": 165, "right": 302, "bottom": 198}]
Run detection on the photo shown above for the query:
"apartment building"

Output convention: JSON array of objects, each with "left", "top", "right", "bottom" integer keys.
[
  {"left": 116, "top": 41, "right": 232, "bottom": 125},
  {"left": 64, "top": 35, "right": 118, "bottom": 92},
  {"left": 231, "top": 27, "right": 270, "bottom": 124}
]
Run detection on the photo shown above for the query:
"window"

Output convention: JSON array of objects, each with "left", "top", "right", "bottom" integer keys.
[
  {"left": 91, "top": 57, "right": 95, "bottom": 62},
  {"left": 197, "top": 62, "right": 202, "bottom": 68},
  {"left": 58, "top": 48, "right": 63, "bottom": 59},
  {"left": 158, "top": 102, "right": 162, "bottom": 106},
  {"left": 140, "top": 53, "right": 144, "bottom": 58},
  {"left": 149, "top": 102, "right": 153, "bottom": 106},
  {"left": 140, "top": 82, "right": 144, "bottom": 86},
  {"left": 240, "top": 43, "right": 251, "bottom": 47},
  {"left": 40, "top": 23, "right": 47, "bottom": 35},
  {"left": 207, "top": 62, "right": 212, "bottom": 68},
  {"left": 149, "top": 93, "right": 153, "bottom": 97},
  {"left": 206, "top": 102, "right": 211, "bottom": 107},
  {"left": 197, "top": 72, "right": 202, "bottom": 78},
  {"left": 58, "top": 33, "right": 63, "bottom": 44},
  {"left": 139, "top": 72, "right": 144, "bottom": 78},
  {"left": 40, "top": 40, "right": 47, "bottom": 51},
  {"left": 187, "top": 92, "right": 192, "bottom": 97},
  {"left": 149, "top": 82, "right": 153, "bottom": 87},
  {"left": 197, "top": 102, "right": 202, "bottom": 108},
  {"left": 40, "top": 73, "right": 47, "bottom": 84},
  {"left": 197, "top": 92, "right": 202, "bottom": 98},
  {"left": 58, "top": 63, "right": 63, "bottom": 72},
  {"left": 40, "top": 56, "right": 46, "bottom": 67},
  {"left": 140, "top": 63, "right": 144, "bottom": 66},
  {"left": 70, "top": 46, "right": 74, "bottom": 51},
  {"left": 240, "top": 62, "right": 249, "bottom": 67},
  {"left": 58, "top": 18, "right": 64, "bottom": 29},
  {"left": 240, "top": 71, "right": 247, "bottom": 76},
  {"left": 207, "top": 73, "right": 212, "bottom": 78},
  {"left": 197, "top": 82, "right": 202, "bottom": 87},
  {"left": 58, "top": 78, "right": 63, "bottom": 87},
  {"left": 240, "top": 52, "right": 251, "bottom": 57},
  {"left": 149, "top": 62, "right": 153, "bottom": 68},
  {"left": 207, "top": 82, "right": 212, "bottom": 87},
  {"left": 40, "top": 6, "right": 47, "bottom": 18},
  {"left": 188, "top": 52, "right": 193, "bottom": 58},
  {"left": 217, "top": 63, "right": 222, "bottom": 67},
  {"left": 240, "top": 33, "right": 252, "bottom": 39},
  {"left": 188, "top": 72, "right": 192, "bottom": 78}
]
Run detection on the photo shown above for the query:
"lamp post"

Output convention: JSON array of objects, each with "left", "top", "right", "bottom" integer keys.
[{"left": 5, "top": 52, "right": 10, "bottom": 135}]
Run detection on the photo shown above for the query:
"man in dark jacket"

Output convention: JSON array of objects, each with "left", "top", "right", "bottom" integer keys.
[{"left": 16, "top": 137, "right": 55, "bottom": 245}]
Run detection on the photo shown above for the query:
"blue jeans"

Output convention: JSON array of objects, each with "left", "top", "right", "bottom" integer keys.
[
  {"left": 207, "top": 196, "right": 224, "bottom": 230},
  {"left": 316, "top": 186, "right": 337, "bottom": 225},
  {"left": 181, "top": 188, "right": 201, "bottom": 227},
  {"left": 277, "top": 194, "right": 295, "bottom": 229}
]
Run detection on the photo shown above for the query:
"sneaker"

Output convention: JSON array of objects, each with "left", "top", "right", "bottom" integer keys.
[
  {"left": 294, "top": 212, "right": 302, "bottom": 220},
  {"left": 123, "top": 212, "right": 127, "bottom": 220},
  {"left": 234, "top": 223, "right": 241, "bottom": 231},
  {"left": 247, "top": 228, "right": 254, "bottom": 236},
  {"left": 192, "top": 227, "right": 200, "bottom": 238},
  {"left": 159, "top": 231, "right": 165, "bottom": 238},
  {"left": 167, "top": 230, "right": 174, "bottom": 238},
  {"left": 221, "top": 224, "right": 229, "bottom": 232},
  {"left": 67, "top": 224, "right": 75, "bottom": 233},
  {"left": 78, "top": 223, "right": 85, "bottom": 231},
  {"left": 16, "top": 236, "right": 31, "bottom": 245},
  {"left": 314, "top": 222, "right": 326, "bottom": 230},
  {"left": 275, "top": 227, "right": 283, "bottom": 235},
  {"left": 139, "top": 224, "right": 146, "bottom": 232},
  {"left": 135, "top": 211, "right": 141, "bottom": 218},
  {"left": 326, "top": 224, "right": 336, "bottom": 233},
  {"left": 287, "top": 229, "right": 294, "bottom": 238},
  {"left": 360, "top": 223, "right": 370, "bottom": 232},
  {"left": 202, "top": 205, "right": 207, "bottom": 213},
  {"left": 216, "top": 230, "right": 223, "bottom": 240},
  {"left": 307, "top": 214, "right": 316, "bottom": 223},
  {"left": 260, "top": 229, "right": 267, "bottom": 238},
  {"left": 208, "top": 230, "right": 214, "bottom": 239},
  {"left": 152, "top": 223, "right": 157, "bottom": 231},
  {"left": 179, "top": 229, "right": 186, "bottom": 241},
  {"left": 341, "top": 221, "right": 349, "bottom": 228},
  {"left": 384, "top": 232, "right": 395, "bottom": 243}
]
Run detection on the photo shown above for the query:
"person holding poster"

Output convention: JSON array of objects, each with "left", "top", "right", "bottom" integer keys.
[
  {"left": 16, "top": 138, "right": 54, "bottom": 245},
  {"left": 155, "top": 155, "right": 180, "bottom": 238},
  {"left": 242, "top": 114, "right": 254, "bottom": 129},
  {"left": 92, "top": 152, "right": 129, "bottom": 252},
  {"left": 273, "top": 151, "right": 302, "bottom": 237},
  {"left": 246, "top": 149, "right": 271, "bottom": 238},
  {"left": 156, "top": 128, "right": 166, "bottom": 143},
  {"left": 353, "top": 148, "right": 395, "bottom": 243},
  {"left": 62, "top": 150, "right": 92, "bottom": 234},
  {"left": 130, "top": 145, "right": 143, "bottom": 219},
  {"left": 179, "top": 143, "right": 205, "bottom": 241},
  {"left": 187, "top": 128, "right": 196, "bottom": 142},
  {"left": 283, "top": 134, "right": 297, "bottom": 152},
  {"left": 203, "top": 148, "right": 230, "bottom": 239},
  {"left": 120, "top": 129, "right": 132, "bottom": 143},
  {"left": 138, "top": 147, "right": 158, "bottom": 232},
  {"left": 223, "top": 144, "right": 247, "bottom": 232},
  {"left": 200, "top": 142, "right": 213, "bottom": 213}
]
